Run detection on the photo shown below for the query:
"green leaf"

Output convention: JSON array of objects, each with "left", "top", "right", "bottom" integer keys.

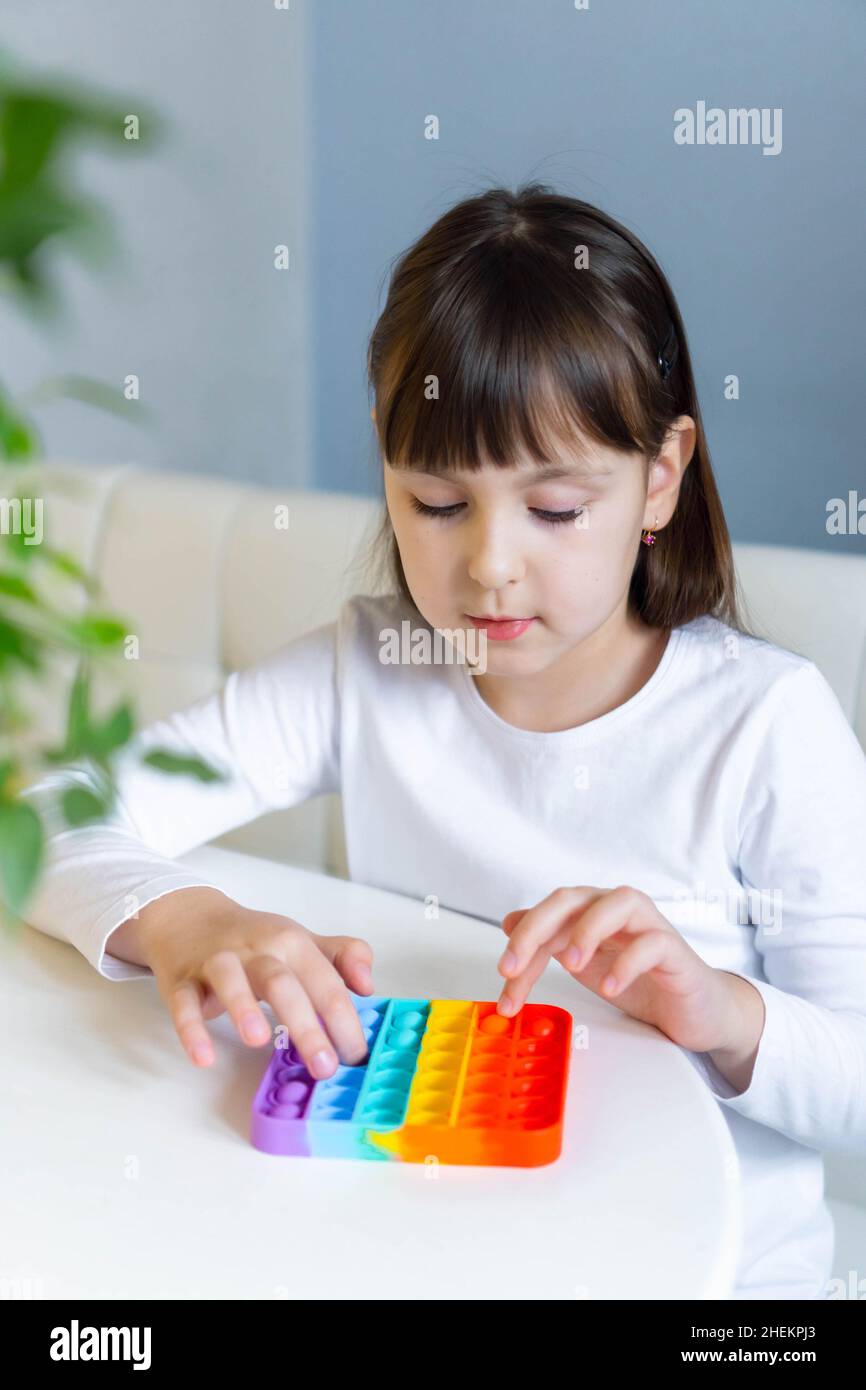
[
  {"left": 38, "top": 546, "right": 101, "bottom": 596},
  {"left": 0, "top": 382, "right": 40, "bottom": 460},
  {"left": 0, "top": 525, "right": 35, "bottom": 565},
  {"left": 0, "top": 570, "right": 38, "bottom": 602},
  {"left": 142, "top": 749, "right": 226, "bottom": 783},
  {"left": 0, "top": 91, "right": 103, "bottom": 190},
  {"left": 69, "top": 663, "right": 90, "bottom": 753},
  {"left": 87, "top": 700, "right": 134, "bottom": 758},
  {"left": 0, "top": 179, "right": 85, "bottom": 256},
  {"left": 42, "top": 663, "right": 91, "bottom": 762},
  {"left": 0, "top": 415, "right": 39, "bottom": 460},
  {"left": 61, "top": 613, "right": 128, "bottom": 647},
  {"left": 60, "top": 784, "right": 109, "bottom": 827},
  {"left": 0, "top": 614, "right": 42, "bottom": 671},
  {"left": 0, "top": 799, "right": 44, "bottom": 915},
  {"left": 0, "top": 684, "right": 30, "bottom": 737},
  {"left": 25, "top": 373, "right": 152, "bottom": 425}
]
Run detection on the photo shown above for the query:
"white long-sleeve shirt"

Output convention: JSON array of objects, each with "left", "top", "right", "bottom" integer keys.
[{"left": 21, "top": 592, "right": 866, "bottom": 1300}]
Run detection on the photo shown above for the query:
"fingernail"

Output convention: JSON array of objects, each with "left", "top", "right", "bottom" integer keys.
[
  {"left": 192, "top": 1043, "right": 212, "bottom": 1065},
  {"left": 501, "top": 951, "right": 518, "bottom": 975},
  {"left": 602, "top": 974, "right": 618, "bottom": 994},
  {"left": 356, "top": 963, "right": 373, "bottom": 987},
  {"left": 564, "top": 945, "right": 582, "bottom": 970},
  {"left": 498, "top": 995, "right": 514, "bottom": 1016},
  {"left": 241, "top": 1012, "right": 269, "bottom": 1044},
  {"left": 312, "top": 1049, "right": 336, "bottom": 1078}
]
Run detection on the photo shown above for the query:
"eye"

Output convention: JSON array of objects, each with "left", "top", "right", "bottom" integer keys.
[
  {"left": 409, "top": 497, "right": 465, "bottom": 519},
  {"left": 408, "top": 498, "right": 590, "bottom": 526},
  {"left": 531, "top": 505, "right": 589, "bottom": 527}
]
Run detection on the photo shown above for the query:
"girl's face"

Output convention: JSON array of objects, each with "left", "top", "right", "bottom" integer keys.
[{"left": 383, "top": 418, "right": 695, "bottom": 680}]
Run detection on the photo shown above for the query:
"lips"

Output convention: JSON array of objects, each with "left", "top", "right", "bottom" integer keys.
[{"left": 465, "top": 615, "right": 536, "bottom": 641}]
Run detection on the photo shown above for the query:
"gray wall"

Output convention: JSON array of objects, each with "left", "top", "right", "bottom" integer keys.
[
  {"left": 312, "top": 0, "right": 865, "bottom": 554},
  {"left": 0, "top": 0, "right": 312, "bottom": 489},
  {"left": 0, "top": 1, "right": 863, "bottom": 553}
]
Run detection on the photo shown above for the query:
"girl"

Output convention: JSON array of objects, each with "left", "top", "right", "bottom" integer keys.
[{"left": 23, "top": 184, "right": 866, "bottom": 1301}]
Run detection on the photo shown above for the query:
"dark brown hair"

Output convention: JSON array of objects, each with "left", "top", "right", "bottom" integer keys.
[{"left": 364, "top": 182, "right": 748, "bottom": 634}]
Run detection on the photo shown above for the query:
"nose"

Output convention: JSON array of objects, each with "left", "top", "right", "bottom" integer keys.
[{"left": 465, "top": 511, "right": 527, "bottom": 592}]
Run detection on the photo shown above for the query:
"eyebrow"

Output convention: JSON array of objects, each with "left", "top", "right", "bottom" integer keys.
[{"left": 400, "top": 461, "right": 614, "bottom": 482}]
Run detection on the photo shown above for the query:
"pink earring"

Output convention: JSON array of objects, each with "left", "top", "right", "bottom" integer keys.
[{"left": 641, "top": 515, "right": 659, "bottom": 546}]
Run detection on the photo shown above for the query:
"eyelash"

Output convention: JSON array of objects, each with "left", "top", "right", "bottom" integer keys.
[{"left": 409, "top": 498, "right": 589, "bottom": 527}]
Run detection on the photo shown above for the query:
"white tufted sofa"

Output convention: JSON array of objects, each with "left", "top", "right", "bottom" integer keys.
[{"left": 21, "top": 460, "right": 866, "bottom": 1270}]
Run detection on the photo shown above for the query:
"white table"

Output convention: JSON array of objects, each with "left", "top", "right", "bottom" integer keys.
[{"left": 2, "top": 845, "right": 740, "bottom": 1300}]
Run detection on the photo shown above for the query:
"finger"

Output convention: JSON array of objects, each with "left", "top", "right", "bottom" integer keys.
[
  {"left": 498, "top": 917, "right": 579, "bottom": 1011},
  {"left": 165, "top": 979, "right": 215, "bottom": 1067},
  {"left": 498, "top": 887, "right": 605, "bottom": 977},
  {"left": 501, "top": 908, "right": 530, "bottom": 938},
  {"left": 245, "top": 955, "right": 340, "bottom": 1079},
  {"left": 559, "top": 886, "right": 658, "bottom": 975},
  {"left": 497, "top": 942, "right": 556, "bottom": 1016},
  {"left": 201, "top": 951, "right": 273, "bottom": 1047},
  {"left": 596, "top": 929, "right": 677, "bottom": 997},
  {"left": 200, "top": 985, "right": 226, "bottom": 1021},
  {"left": 314, "top": 933, "right": 375, "bottom": 995},
  {"left": 292, "top": 941, "right": 370, "bottom": 1065}
]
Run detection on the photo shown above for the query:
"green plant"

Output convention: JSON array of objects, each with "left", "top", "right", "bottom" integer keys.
[{"left": 0, "top": 51, "right": 224, "bottom": 929}]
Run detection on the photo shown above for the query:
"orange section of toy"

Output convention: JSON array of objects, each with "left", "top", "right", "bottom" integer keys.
[{"left": 368, "top": 999, "right": 572, "bottom": 1167}]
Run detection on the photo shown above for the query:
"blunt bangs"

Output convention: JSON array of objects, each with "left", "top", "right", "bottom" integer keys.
[{"left": 373, "top": 232, "right": 667, "bottom": 477}]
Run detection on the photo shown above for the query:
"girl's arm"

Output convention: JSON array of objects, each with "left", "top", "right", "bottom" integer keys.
[
  {"left": 19, "top": 616, "right": 341, "bottom": 981},
  {"left": 684, "top": 661, "right": 866, "bottom": 1155}
]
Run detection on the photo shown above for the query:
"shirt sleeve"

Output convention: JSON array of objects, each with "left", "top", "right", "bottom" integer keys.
[
  {"left": 682, "top": 661, "right": 866, "bottom": 1155},
  {"left": 19, "top": 617, "right": 341, "bottom": 982}
]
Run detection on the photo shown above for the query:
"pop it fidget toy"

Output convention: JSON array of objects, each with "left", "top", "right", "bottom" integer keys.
[{"left": 251, "top": 994, "right": 572, "bottom": 1166}]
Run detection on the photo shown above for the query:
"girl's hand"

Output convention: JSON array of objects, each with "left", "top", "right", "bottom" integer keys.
[
  {"left": 127, "top": 886, "right": 374, "bottom": 1076},
  {"left": 496, "top": 885, "right": 739, "bottom": 1053}
]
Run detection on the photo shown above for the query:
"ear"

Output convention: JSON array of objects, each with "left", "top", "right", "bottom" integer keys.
[
  {"left": 370, "top": 407, "right": 377, "bottom": 422},
  {"left": 670, "top": 414, "right": 696, "bottom": 468},
  {"left": 645, "top": 415, "right": 696, "bottom": 529}
]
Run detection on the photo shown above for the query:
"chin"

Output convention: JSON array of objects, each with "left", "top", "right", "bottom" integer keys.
[{"left": 478, "top": 651, "right": 545, "bottom": 678}]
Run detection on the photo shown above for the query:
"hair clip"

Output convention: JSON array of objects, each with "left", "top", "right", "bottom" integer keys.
[{"left": 657, "top": 321, "right": 679, "bottom": 383}]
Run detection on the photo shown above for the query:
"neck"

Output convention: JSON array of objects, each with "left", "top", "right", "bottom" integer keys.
[{"left": 471, "top": 604, "right": 670, "bottom": 734}]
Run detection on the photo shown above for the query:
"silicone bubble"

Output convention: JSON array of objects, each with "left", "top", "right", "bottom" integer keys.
[
  {"left": 398, "top": 1011, "right": 426, "bottom": 1029},
  {"left": 479, "top": 1014, "right": 511, "bottom": 1036},
  {"left": 530, "top": 1017, "right": 556, "bottom": 1038},
  {"left": 270, "top": 1102, "right": 302, "bottom": 1119},
  {"left": 275, "top": 1080, "right": 309, "bottom": 1104},
  {"left": 473, "top": 1037, "right": 510, "bottom": 1056},
  {"left": 379, "top": 1051, "right": 416, "bottom": 1072}
]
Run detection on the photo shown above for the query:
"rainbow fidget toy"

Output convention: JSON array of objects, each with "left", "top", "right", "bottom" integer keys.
[{"left": 250, "top": 994, "right": 572, "bottom": 1167}]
